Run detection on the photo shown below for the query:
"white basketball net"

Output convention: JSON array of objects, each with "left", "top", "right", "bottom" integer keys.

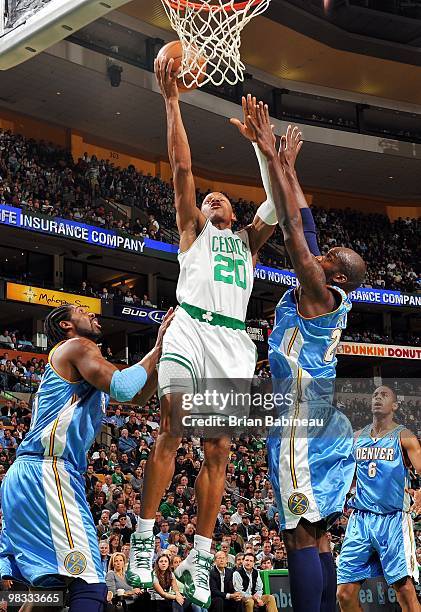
[{"left": 161, "top": 0, "right": 271, "bottom": 87}]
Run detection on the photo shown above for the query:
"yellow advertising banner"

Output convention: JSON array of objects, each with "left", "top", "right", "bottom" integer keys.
[{"left": 6, "top": 283, "right": 102, "bottom": 314}]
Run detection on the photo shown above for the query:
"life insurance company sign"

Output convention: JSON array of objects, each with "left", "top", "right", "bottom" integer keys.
[{"left": 114, "top": 303, "right": 166, "bottom": 324}]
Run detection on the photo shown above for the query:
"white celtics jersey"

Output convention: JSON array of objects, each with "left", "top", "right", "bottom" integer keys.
[{"left": 176, "top": 220, "right": 254, "bottom": 321}]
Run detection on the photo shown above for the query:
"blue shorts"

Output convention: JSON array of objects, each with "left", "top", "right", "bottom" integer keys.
[
  {"left": 337, "top": 509, "right": 419, "bottom": 586},
  {"left": 0, "top": 455, "right": 105, "bottom": 587},
  {"left": 267, "top": 407, "right": 354, "bottom": 530}
]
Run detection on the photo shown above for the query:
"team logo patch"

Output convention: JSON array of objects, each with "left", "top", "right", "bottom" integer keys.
[
  {"left": 64, "top": 551, "right": 87, "bottom": 575},
  {"left": 288, "top": 493, "right": 309, "bottom": 515}
]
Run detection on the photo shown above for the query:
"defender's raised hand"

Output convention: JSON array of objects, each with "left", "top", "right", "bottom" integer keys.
[
  {"left": 278, "top": 125, "right": 303, "bottom": 173},
  {"left": 246, "top": 101, "right": 277, "bottom": 160},
  {"left": 154, "top": 307, "right": 175, "bottom": 351},
  {"left": 230, "top": 94, "right": 257, "bottom": 141},
  {"left": 154, "top": 56, "right": 179, "bottom": 101}
]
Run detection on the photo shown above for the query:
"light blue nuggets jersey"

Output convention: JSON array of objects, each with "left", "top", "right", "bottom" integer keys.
[
  {"left": 17, "top": 341, "right": 109, "bottom": 473},
  {"left": 267, "top": 285, "right": 354, "bottom": 530},
  {"left": 268, "top": 286, "right": 351, "bottom": 379},
  {"left": 351, "top": 425, "right": 410, "bottom": 514}
]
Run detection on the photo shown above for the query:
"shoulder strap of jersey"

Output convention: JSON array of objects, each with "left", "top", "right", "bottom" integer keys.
[
  {"left": 393, "top": 424, "right": 406, "bottom": 438},
  {"left": 355, "top": 424, "right": 371, "bottom": 442}
]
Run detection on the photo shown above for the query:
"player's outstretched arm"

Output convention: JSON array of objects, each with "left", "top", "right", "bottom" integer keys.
[
  {"left": 63, "top": 308, "right": 174, "bottom": 402},
  {"left": 154, "top": 57, "right": 205, "bottom": 251},
  {"left": 248, "top": 102, "right": 334, "bottom": 313},
  {"left": 230, "top": 94, "right": 275, "bottom": 255}
]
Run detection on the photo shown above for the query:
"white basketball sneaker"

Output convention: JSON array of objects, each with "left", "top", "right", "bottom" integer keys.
[
  {"left": 174, "top": 548, "right": 212, "bottom": 608},
  {"left": 125, "top": 532, "right": 155, "bottom": 588}
]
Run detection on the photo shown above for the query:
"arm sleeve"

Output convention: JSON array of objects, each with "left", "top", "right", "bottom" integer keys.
[
  {"left": 252, "top": 142, "right": 277, "bottom": 226},
  {"left": 252, "top": 141, "right": 321, "bottom": 254},
  {"left": 300, "top": 208, "right": 320, "bottom": 256},
  {"left": 110, "top": 364, "right": 147, "bottom": 402}
]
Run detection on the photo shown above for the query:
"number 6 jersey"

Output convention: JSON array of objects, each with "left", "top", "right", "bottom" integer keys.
[{"left": 350, "top": 424, "right": 410, "bottom": 514}]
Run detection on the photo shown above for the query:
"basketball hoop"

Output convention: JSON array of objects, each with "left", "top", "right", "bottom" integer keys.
[{"left": 160, "top": 0, "right": 271, "bottom": 88}]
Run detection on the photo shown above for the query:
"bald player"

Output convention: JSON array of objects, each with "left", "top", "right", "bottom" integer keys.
[{"left": 247, "top": 101, "right": 366, "bottom": 612}]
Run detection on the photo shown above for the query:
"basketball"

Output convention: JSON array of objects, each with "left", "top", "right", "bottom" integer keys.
[{"left": 156, "top": 40, "right": 206, "bottom": 92}]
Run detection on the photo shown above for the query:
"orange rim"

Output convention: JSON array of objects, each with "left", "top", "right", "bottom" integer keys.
[{"left": 163, "top": 0, "right": 265, "bottom": 12}]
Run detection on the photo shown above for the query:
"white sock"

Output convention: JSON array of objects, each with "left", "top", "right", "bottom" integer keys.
[
  {"left": 137, "top": 518, "right": 155, "bottom": 535},
  {"left": 194, "top": 534, "right": 212, "bottom": 553}
]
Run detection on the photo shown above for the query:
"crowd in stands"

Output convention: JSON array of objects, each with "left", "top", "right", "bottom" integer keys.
[
  {"left": 0, "top": 388, "right": 420, "bottom": 608},
  {"left": 0, "top": 129, "right": 419, "bottom": 293},
  {"left": 341, "top": 329, "right": 421, "bottom": 346},
  {"left": 0, "top": 397, "right": 352, "bottom": 610},
  {"left": 0, "top": 350, "right": 44, "bottom": 393}
]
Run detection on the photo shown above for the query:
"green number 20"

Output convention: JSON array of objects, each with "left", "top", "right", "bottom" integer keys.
[{"left": 214, "top": 254, "right": 247, "bottom": 289}]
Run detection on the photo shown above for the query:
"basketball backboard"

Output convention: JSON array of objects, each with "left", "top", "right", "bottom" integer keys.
[{"left": 0, "top": 0, "right": 132, "bottom": 70}]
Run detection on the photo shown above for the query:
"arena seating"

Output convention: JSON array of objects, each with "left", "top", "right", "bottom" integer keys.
[{"left": 0, "top": 129, "right": 419, "bottom": 293}]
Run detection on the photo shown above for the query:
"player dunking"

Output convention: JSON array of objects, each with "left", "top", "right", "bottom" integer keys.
[
  {"left": 337, "top": 385, "right": 421, "bottom": 612},
  {"left": 125, "top": 67, "right": 278, "bottom": 607},
  {"left": 247, "top": 101, "right": 366, "bottom": 612},
  {"left": 0, "top": 304, "right": 173, "bottom": 612}
]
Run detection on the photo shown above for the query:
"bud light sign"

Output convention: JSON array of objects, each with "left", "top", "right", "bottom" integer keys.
[{"left": 114, "top": 303, "right": 166, "bottom": 324}]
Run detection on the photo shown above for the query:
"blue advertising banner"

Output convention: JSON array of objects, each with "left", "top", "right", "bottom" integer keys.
[
  {"left": 114, "top": 303, "right": 166, "bottom": 324},
  {"left": 0, "top": 205, "right": 178, "bottom": 255},
  {"left": 1, "top": 205, "right": 419, "bottom": 308},
  {"left": 254, "top": 265, "right": 421, "bottom": 308}
]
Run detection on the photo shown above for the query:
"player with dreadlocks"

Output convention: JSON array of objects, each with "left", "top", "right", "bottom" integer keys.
[{"left": 0, "top": 303, "right": 173, "bottom": 612}]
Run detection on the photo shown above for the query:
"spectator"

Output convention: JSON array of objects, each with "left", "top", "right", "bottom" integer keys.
[
  {"left": 232, "top": 553, "right": 277, "bottom": 611},
  {"left": 2, "top": 430, "right": 17, "bottom": 450},
  {"left": 141, "top": 294, "right": 153, "bottom": 307},
  {"left": 118, "top": 428, "right": 137, "bottom": 455},
  {"left": 219, "top": 542, "right": 236, "bottom": 569},
  {"left": 160, "top": 492, "right": 181, "bottom": 521},
  {"left": 148, "top": 213, "right": 160, "bottom": 236},
  {"left": 260, "top": 557, "right": 273, "bottom": 570},
  {"left": 234, "top": 554, "right": 244, "bottom": 570},
  {"left": 158, "top": 521, "right": 171, "bottom": 550},
  {"left": 272, "top": 547, "right": 288, "bottom": 570},
  {"left": 108, "top": 533, "right": 122, "bottom": 555},
  {"left": 85, "top": 464, "right": 99, "bottom": 491},
  {"left": 130, "top": 466, "right": 144, "bottom": 493},
  {"left": 109, "top": 406, "right": 125, "bottom": 429},
  {"left": 99, "top": 539, "right": 111, "bottom": 573},
  {"left": 0, "top": 331, "right": 13, "bottom": 348},
  {"left": 117, "top": 514, "right": 133, "bottom": 544},
  {"left": 111, "top": 465, "right": 125, "bottom": 486},
  {"left": 209, "top": 550, "right": 242, "bottom": 612},
  {"left": 230, "top": 503, "right": 246, "bottom": 525},
  {"left": 151, "top": 552, "right": 186, "bottom": 611},
  {"left": 98, "top": 510, "right": 111, "bottom": 539},
  {"left": 105, "top": 552, "right": 145, "bottom": 609}
]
